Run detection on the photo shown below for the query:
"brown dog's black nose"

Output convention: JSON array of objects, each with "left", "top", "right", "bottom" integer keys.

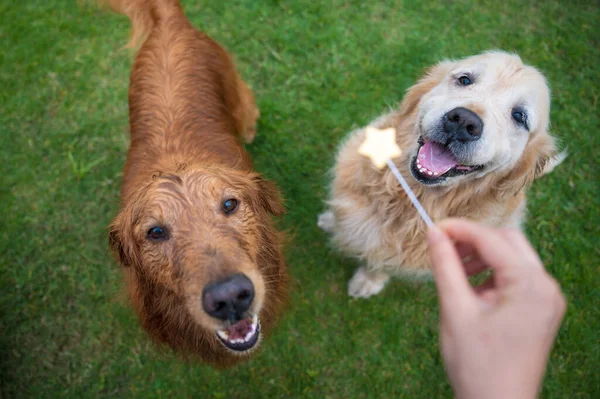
[
  {"left": 202, "top": 274, "right": 255, "bottom": 322},
  {"left": 443, "top": 107, "right": 483, "bottom": 142}
]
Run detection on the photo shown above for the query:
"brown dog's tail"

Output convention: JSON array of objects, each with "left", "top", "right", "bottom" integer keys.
[{"left": 99, "top": 0, "right": 183, "bottom": 48}]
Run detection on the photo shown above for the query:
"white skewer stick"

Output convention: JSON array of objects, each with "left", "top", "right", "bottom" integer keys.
[{"left": 386, "top": 159, "right": 434, "bottom": 228}]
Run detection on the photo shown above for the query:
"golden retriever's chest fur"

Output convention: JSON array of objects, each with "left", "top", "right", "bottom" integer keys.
[{"left": 328, "top": 114, "right": 527, "bottom": 274}]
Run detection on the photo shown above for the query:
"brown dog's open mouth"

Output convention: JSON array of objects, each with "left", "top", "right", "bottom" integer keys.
[
  {"left": 216, "top": 314, "right": 260, "bottom": 352},
  {"left": 410, "top": 138, "right": 483, "bottom": 185}
]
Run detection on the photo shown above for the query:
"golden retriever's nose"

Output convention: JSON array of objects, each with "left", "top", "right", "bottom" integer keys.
[
  {"left": 443, "top": 107, "right": 483, "bottom": 142},
  {"left": 202, "top": 274, "right": 255, "bottom": 322}
]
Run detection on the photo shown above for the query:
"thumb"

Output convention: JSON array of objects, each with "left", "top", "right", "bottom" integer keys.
[{"left": 428, "top": 226, "right": 475, "bottom": 311}]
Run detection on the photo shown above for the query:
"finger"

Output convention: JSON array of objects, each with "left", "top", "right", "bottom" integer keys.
[
  {"left": 463, "top": 256, "right": 488, "bottom": 276},
  {"left": 456, "top": 242, "right": 476, "bottom": 259},
  {"left": 473, "top": 277, "right": 495, "bottom": 294},
  {"left": 474, "top": 278, "right": 498, "bottom": 304},
  {"left": 455, "top": 242, "right": 489, "bottom": 276},
  {"left": 438, "top": 219, "right": 526, "bottom": 285},
  {"left": 428, "top": 226, "right": 476, "bottom": 310},
  {"left": 498, "top": 228, "right": 544, "bottom": 270}
]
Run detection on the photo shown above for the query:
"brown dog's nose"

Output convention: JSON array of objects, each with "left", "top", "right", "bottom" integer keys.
[
  {"left": 443, "top": 107, "right": 483, "bottom": 142},
  {"left": 202, "top": 274, "right": 255, "bottom": 322}
]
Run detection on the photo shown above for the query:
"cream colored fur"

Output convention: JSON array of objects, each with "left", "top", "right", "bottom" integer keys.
[{"left": 319, "top": 51, "right": 563, "bottom": 298}]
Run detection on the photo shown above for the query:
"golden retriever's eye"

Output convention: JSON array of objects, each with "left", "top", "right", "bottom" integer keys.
[
  {"left": 457, "top": 75, "right": 473, "bottom": 86},
  {"left": 511, "top": 107, "right": 529, "bottom": 130},
  {"left": 147, "top": 226, "right": 169, "bottom": 241},
  {"left": 222, "top": 198, "right": 238, "bottom": 215}
]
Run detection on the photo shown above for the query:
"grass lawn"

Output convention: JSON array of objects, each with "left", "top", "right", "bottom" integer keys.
[{"left": 1, "top": 0, "right": 599, "bottom": 397}]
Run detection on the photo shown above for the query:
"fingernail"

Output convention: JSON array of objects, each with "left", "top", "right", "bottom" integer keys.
[{"left": 428, "top": 226, "right": 443, "bottom": 244}]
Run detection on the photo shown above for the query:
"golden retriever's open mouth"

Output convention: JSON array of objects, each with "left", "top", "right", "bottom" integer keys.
[
  {"left": 410, "top": 138, "right": 483, "bottom": 185},
  {"left": 216, "top": 314, "right": 261, "bottom": 352}
]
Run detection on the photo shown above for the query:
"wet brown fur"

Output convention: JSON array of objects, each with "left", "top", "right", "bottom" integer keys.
[{"left": 103, "top": 0, "right": 287, "bottom": 367}]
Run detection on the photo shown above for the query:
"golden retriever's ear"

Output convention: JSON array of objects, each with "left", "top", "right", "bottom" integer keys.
[
  {"left": 528, "top": 132, "right": 563, "bottom": 181},
  {"left": 399, "top": 61, "right": 454, "bottom": 117},
  {"left": 253, "top": 175, "right": 285, "bottom": 216},
  {"left": 498, "top": 132, "right": 563, "bottom": 195}
]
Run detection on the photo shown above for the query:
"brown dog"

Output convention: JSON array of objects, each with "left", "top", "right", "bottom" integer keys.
[{"left": 104, "top": 0, "right": 287, "bottom": 367}]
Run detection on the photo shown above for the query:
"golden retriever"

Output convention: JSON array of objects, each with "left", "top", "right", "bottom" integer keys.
[
  {"left": 319, "top": 51, "right": 564, "bottom": 298},
  {"left": 103, "top": 0, "right": 288, "bottom": 367}
]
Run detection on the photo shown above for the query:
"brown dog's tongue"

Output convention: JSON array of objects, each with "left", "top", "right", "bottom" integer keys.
[
  {"left": 418, "top": 141, "right": 458, "bottom": 174},
  {"left": 227, "top": 318, "right": 252, "bottom": 340}
]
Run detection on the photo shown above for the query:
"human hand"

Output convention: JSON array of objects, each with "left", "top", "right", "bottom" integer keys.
[{"left": 428, "top": 219, "right": 566, "bottom": 399}]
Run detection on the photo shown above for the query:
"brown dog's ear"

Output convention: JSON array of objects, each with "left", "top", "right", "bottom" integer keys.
[
  {"left": 253, "top": 175, "right": 285, "bottom": 216},
  {"left": 108, "top": 214, "right": 134, "bottom": 267},
  {"left": 398, "top": 61, "right": 454, "bottom": 118}
]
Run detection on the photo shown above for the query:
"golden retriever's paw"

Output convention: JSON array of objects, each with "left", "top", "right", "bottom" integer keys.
[
  {"left": 317, "top": 210, "right": 335, "bottom": 233},
  {"left": 348, "top": 267, "right": 390, "bottom": 298}
]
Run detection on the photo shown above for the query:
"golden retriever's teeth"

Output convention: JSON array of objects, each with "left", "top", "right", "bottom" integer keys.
[
  {"left": 217, "top": 330, "right": 229, "bottom": 340},
  {"left": 428, "top": 171, "right": 433, "bottom": 176}
]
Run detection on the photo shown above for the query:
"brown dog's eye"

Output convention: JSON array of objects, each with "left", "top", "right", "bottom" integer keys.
[
  {"left": 223, "top": 198, "right": 238, "bottom": 215},
  {"left": 147, "top": 226, "right": 168, "bottom": 241}
]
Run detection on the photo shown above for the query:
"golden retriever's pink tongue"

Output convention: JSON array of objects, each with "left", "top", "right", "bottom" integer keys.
[{"left": 418, "top": 141, "right": 458, "bottom": 174}]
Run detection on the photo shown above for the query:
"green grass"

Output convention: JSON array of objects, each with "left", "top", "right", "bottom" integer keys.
[{"left": 1, "top": 0, "right": 599, "bottom": 397}]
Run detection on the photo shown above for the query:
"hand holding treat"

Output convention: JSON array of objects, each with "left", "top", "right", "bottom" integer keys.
[{"left": 428, "top": 219, "right": 566, "bottom": 399}]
